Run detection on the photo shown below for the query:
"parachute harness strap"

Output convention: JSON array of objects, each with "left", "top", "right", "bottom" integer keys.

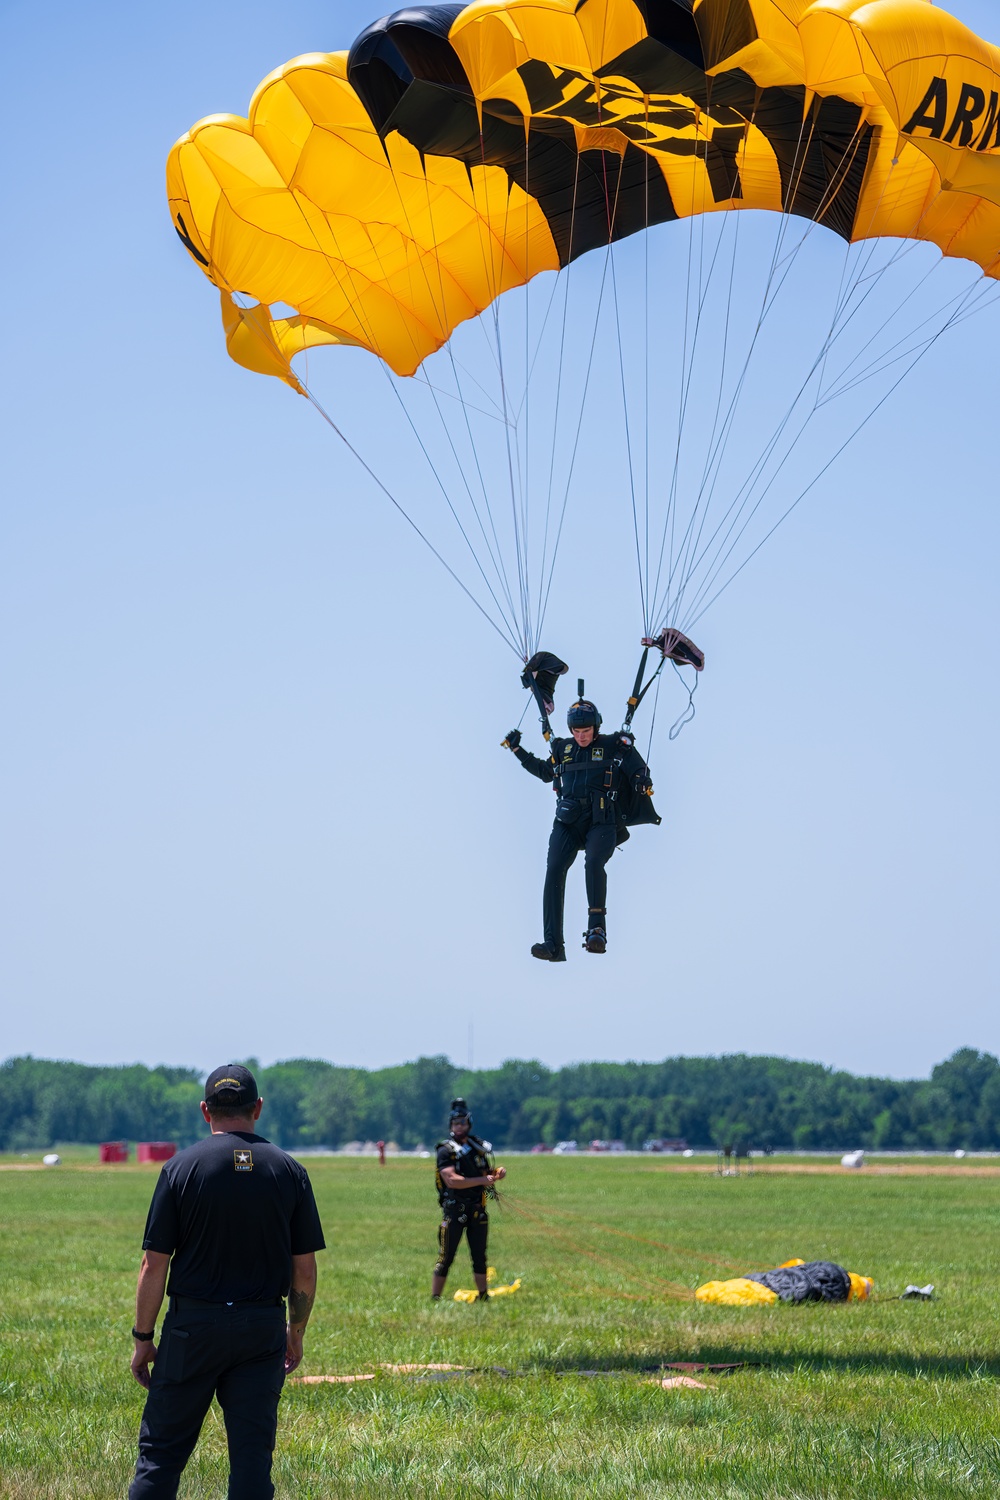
[
  {"left": 622, "top": 646, "right": 665, "bottom": 733},
  {"left": 523, "top": 670, "right": 555, "bottom": 745}
]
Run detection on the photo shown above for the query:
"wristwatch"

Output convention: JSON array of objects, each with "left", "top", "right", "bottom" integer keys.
[{"left": 132, "top": 1326, "right": 156, "bottom": 1341}]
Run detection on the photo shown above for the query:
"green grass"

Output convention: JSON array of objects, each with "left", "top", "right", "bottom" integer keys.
[{"left": 2, "top": 1156, "right": 998, "bottom": 1497}]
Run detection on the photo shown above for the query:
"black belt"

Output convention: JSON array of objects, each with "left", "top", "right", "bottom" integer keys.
[{"left": 171, "top": 1295, "right": 284, "bottom": 1310}]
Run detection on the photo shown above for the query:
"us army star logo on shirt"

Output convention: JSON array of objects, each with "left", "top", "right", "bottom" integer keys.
[{"left": 234, "top": 1149, "right": 253, "bottom": 1171}]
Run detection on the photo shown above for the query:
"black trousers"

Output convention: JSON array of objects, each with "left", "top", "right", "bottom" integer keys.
[
  {"left": 543, "top": 819, "right": 617, "bottom": 946},
  {"left": 434, "top": 1206, "right": 489, "bottom": 1276},
  {"left": 129, "top": 1300, "right": 286, "bottom": 1500}
]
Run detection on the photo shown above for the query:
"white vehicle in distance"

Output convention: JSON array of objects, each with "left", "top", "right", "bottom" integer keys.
[{"left": 552, "top": 1140, "right": 578, "bottom": 1154}]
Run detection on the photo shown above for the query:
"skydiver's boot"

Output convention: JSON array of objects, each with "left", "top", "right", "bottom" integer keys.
[
  {"left": 531, "top": 941, "right": 566, "bottom": 962},
  {"left": 583, "top": 910, "right": 607, "bottom": 954}
]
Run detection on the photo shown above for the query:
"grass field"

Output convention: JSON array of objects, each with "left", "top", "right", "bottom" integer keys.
[{"left": 2, "top": 1154, "right": 999, "bottom": 1498}]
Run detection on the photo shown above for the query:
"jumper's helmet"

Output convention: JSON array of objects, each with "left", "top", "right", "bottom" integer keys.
[
  {"left": 449, "top": 1097, "right": 472, "bottom": 1126},
  {"left": 567, "top": 700, "right": 602, "bottom": 730}
]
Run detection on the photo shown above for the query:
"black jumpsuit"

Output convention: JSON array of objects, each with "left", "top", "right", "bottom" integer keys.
[
  {"left": 513, "top": 733, "right": 652, "bottom": 947},
  {"left": 434, "top": 1134, "right": 491, "bottom": 1278}
]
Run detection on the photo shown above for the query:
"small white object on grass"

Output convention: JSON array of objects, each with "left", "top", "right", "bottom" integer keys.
[
  {"left": 42, "top": 1153, "right": 61, "bottom": 1166},
  {"left": 954, "top": 1149, "right": 966, "bottom": 1159},
  {"left": 841, "top": 1150, "right": 865, "bottom": 1169},
  {"left": 682, "top": 1149, "right": 694, "bottom": 1158}
]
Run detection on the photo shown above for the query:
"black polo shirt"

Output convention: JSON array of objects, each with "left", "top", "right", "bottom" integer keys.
[{"left": 141, "top": 1131, "right": 325, "bottom": 1302}]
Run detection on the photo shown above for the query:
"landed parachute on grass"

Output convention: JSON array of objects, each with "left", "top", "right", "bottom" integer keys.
[
  {"left": 697, "top": 1258, "right": 872, "bottom": 1305},
  {"left": 167, "top": 0, "right": 1000, "bottom": 665}
]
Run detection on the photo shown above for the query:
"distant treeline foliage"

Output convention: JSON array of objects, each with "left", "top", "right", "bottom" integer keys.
[{"left": 2, "top": 1050, "right": 1000, "bottom": 1153}]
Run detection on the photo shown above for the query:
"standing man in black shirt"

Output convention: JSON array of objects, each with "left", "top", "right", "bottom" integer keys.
[
  {"left": 127, "top": 1064, "right": 326, "bottom": 1500},
  {"left": 431, "top": 1098, "right": 506, "bottom": 1301}
]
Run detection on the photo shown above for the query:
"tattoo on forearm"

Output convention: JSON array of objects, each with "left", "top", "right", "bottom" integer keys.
[{"left": 288, "top": 1287, "right": 314, "bottom": 1328}]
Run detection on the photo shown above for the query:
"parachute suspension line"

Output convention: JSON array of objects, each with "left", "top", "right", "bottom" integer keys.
[
  {"left": 221, "top": 285, "right": 524, "bottom": 655},
  {"left": 384, "top": 370, "right": 523, "bottom": 643},
  {"left": 513, "top": 271, "right": 565, "bottom": 424},
  {"left": 484, "top": 146, "right": 533, "bottom": 657},
  {"left": 666, "top": 111, "right": 830, "bottom": 575},
  {"left": 651, "top": 89, "right": 747, "bottom": 630},
  {"left": 674, "top": 151, "right": 938, "bottom": 624},
  {"left": 820, "top": 269, "right": 1000, "bottom": 405},
  {"left": 598, "top": 81, "right": 648, "bottom": 633},
  {"left": 383, "top": 128, "right": 532, "bottom": 657},
  {"left": 812, "top": 186, "right": 978, "bottom": 405},
  {"left": 299, "top": 381, "right": 522, "bottom": 656},
  {"left": 522, "top": 127, "right": 532, "bottom": 652},
  {"left": 412, "top": 156, "right": 535, "bottom": 646},
  {"left": 677, "top": 91, "right": 747, "bottom": 617},
  {"left": 665, "top": 217, "right": 745, "bottom": 627},
  {"left": 683, "top": 272, "right": 995, "bottom": 628},
  {"left": 611, "top": 226, "right": 647, "bottom": 634},
  {"left": 660, "top": 114, "right": 704, "bottom": 618},
  {"left": 657, "top": 91, "right": 753, "bottom": 627},
  {"left": 302, "top": 165, "right": 506, "bottom": 628},
  {"left": 219, "top": 238, "right": 520, "bottom": 660},
  {"left": 657, "top": 116, "right": 872, "bottom": 628},
  {"left": 643, "top": 96, "right": 652, "bottom": 628},
  {"left": 818, "top": 259, "right": 950, "bottom": 403},
  {"left": 536, "top": 242, "right": 615, "bottom": 637},
  {"left": 536, "top": 147, "right": 627, "bottom": 637},
  {"left": 651, "top": 98, "right": 753, "bottom": 626},
  {"left": 536, "top": 153, "right": 581, "bottom": 635},
  {"left": 439, "top": 344, "right": 522, "bottom": 619},
  {"left": 795, "top": 163, "right": 941, "bottom": 404},
  {"left": 360, "top": 164, "right": 526, "bottom": 647}
]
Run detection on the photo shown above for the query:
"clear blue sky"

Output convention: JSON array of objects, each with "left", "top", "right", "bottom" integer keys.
[{"left": 1, "top": 0, "right": 997, "bottom": 1082}]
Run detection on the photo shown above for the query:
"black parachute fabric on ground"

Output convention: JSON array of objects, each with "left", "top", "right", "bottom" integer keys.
[{"left": 745, "top": 1261, "right": 852, "bottom": 1303}]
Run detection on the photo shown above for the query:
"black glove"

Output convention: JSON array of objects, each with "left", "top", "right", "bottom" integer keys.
[{"left": 503, "top": 728, "right": 522, "bottom": 750}]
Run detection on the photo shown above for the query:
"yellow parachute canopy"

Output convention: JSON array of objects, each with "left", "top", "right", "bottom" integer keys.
[{"left": 167, "top": 0, "right": 1000, "bottom": 386}]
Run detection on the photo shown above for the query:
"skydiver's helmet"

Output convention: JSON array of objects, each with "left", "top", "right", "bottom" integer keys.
[
  {"left": 449, "top": 1098, "right": 472, "bottom": 1129},
  {"left": 567, "top": 700, "right": 602, "bottom": 731}
]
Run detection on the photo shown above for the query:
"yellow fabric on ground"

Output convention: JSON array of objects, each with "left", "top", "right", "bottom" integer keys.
[
  {"left": 696, "top": 1278, "right": 780, "bottom": 1306},
  {"left": 454, "top": 1278, "right": 521, "bottom": 1302}
]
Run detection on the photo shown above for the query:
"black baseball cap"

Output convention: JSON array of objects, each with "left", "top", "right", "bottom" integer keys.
[{"left": 204, "top": 1064, "right": 259, "bottom": 1109}]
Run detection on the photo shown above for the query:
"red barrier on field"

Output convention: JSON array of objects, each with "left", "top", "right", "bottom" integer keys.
[
  {"left": 99, "top": 1141, "right": 129, "bottom": 1163},
  {"left": 137, "top": 1142, "right": 176, "bottom": 1163}
]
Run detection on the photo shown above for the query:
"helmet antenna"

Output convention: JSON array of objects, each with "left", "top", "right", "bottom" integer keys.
[{"left": 577, "top": 678, "right": 585, "bottom": 698}]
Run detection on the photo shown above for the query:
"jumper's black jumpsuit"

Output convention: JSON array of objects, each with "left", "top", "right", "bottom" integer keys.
[
  {"left": 434, "top": 1134, "right": 491, "bottom": 1278},
  {"left": 513, "top": 734, "right": 652, "bottom": 948}
]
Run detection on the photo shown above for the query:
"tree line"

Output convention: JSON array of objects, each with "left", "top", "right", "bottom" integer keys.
[{"left": 2, "top": 1048, "right": 999, "bottom": 1153}]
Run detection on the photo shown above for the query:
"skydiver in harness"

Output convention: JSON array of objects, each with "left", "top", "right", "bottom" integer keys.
[
  {"left": 505, "top": 699, "right": 656, "bottom": 960},
  {"left": 502, "top": 636, "right": 703, "bottom": 961},
  {"left": 432, "top": 1099, "right": 506, "bottom": 1301}
]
